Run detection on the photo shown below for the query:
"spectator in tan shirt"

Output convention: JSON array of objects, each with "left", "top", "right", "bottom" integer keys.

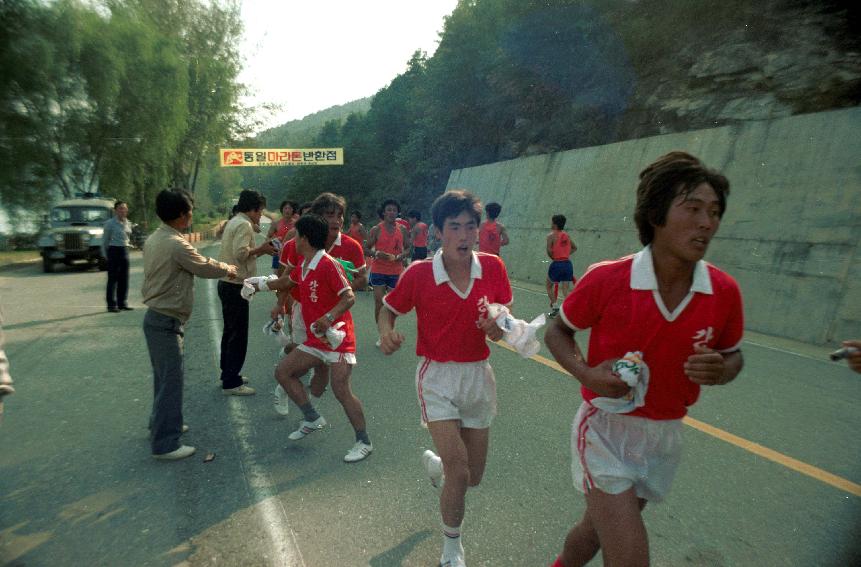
[
  {"left": 217, "top": 190, "right": 276, "bottom": 395},
  {"left": 142, "top": 189, "right": 237, "bottom": 461}
]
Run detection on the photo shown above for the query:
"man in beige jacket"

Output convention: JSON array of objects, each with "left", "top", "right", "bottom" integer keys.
[
  {"left": 142, "top": 189, "right": 237, "bottom": 461},
  {"left": 217, "top": 189, "right": 276, "bottom": 395}
]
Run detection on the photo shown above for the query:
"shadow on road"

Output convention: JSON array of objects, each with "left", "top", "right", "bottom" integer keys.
[
  {"left": 4, "top": 311, "right": 108, "bottom": 331},
  {"left": 0, "top": 262, "right": 101, "bottom": 279},
  {"left": 369, "top": 530, "right": 433, "bottom": 567}
]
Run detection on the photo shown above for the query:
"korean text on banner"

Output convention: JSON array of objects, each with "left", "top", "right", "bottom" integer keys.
[{"left": 220, "top": 148, "right": 344, "bottom": 167}]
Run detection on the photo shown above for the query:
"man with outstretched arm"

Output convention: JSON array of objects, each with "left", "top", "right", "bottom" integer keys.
[{"left": 142, "top": 189, "right": 237, "bottom": 461}]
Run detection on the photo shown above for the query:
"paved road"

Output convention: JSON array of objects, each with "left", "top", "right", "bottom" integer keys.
[{"left": 1, "top": 249, "right": 859, "bottom": 566}]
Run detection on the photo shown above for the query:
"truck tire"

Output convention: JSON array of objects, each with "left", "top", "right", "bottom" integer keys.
[{"left": 97, "top": 257, "right": 108, "bottom": 271}]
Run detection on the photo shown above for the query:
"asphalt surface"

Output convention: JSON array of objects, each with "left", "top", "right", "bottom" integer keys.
[{"left": 0, "top": 248, "right": 859, "bottom": 566}]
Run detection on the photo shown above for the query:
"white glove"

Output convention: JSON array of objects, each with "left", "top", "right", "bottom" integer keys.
[
  {"left": 590, "top": 351, "right": 650, "bottom": 414},
  {"left": 310, "top": 320, "right": 346, "bottom": 350},
  {"left": 241, "top": 281, "right": 257, "bottom": 301},
  {"left": 263, "top": 316, "right": 292, "bottom": 346},
  {"left": 241, "top": 275, "right": 278, "bottom": 302},
  {"left": 246, "top": 275, "right": 278, "bottom": 291},
  {"left": 486, "top": 303, "right": 546, "bottom": 359}
]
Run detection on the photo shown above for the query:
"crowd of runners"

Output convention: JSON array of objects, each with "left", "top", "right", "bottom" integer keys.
[{"left": 138, "top": 151, "right": 861, "bottom": 567}]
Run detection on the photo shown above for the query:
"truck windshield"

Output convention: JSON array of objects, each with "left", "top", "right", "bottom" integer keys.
[{"left": 51, "top": 206, "right": 111, "bottom": 223}]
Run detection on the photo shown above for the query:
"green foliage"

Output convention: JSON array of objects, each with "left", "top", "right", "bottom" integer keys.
[
  {"left": 234, "top": 0, "right": 859, "bottom": 224},
  {"left": 0, "top": 0, "right": 245, "bottom": 228}
]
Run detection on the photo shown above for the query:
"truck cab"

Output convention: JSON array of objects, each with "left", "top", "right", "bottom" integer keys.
[{"left": 37, "top": 194, "right": 115, "bottom": 273}]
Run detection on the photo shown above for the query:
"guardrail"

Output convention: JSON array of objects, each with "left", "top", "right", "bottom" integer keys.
[{"left": 182, "top": 229, "right": 219, "bottom": 243}]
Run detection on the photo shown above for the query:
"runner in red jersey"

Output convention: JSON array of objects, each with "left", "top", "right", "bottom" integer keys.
[
  {"left": 407, "top": 210, "right": 429, "bottom": 261},
  {"left": 545, "top": 214, "right": 577, "bottom": 318},
  {"left": 345, "top": 210, "right": 366, "bottom": 246},
  {"left": 366, "top": 199, "right": 411, "bottom": 343},
  {"left": 262, "top": 213, "right": 373, "bottom": 463},
  {"left": 379, "top": 191, "right": 512, "bottom": 567},
  {"left": 544, "top": 152, "right": 745, "bottom": 567},
  {"left": 477, "top": 201, "right": 509, "bottom": 256},
  {"left": 267, "top": 200, "right": 299, "bottom": 272},
  {"left": 274, "top": 193, "right": 367, "bottom": 404}
]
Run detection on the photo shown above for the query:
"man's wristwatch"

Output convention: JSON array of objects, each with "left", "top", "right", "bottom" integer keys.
[{"left": 325, "top": 312, "right": 335, "bottom": 323}]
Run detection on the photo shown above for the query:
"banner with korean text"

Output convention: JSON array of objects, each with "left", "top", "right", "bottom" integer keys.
[{"left": 220, "top": 148, "right": 344, "bottom": 167}]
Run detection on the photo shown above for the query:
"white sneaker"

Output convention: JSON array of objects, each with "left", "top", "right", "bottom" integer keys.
[
  {"left": 288, "top": 416, "right": 327, "bottom": 440},
  {"left": 375, "top": 338, "right": 382, "bottom": 348},
  {"left": 439, "top": 554, "right": 466, "bottom": 567},
  {"left": 223, "top": 384, "right": 256, "bottom": 396},
  {"left": 273, "top": 384, "right": 290, "bottom": 416},
  {"left": 422, "top": 449, "right": 444, "bottom": 488},
  {"left": 153, "top": 445, "right": 196, "bottom": 461},
  {"left": 344, "top": 441, "right": 373, "bottom": 463}
]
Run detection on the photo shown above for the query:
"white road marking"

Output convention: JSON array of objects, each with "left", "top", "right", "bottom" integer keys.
[{"left": 206, "top": 279, "right": 305, "bottom": 567}]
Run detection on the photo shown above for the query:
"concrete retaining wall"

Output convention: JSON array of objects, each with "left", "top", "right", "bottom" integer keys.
[{"left": 445, "top": 107, "right": 861, "bottom": 345}]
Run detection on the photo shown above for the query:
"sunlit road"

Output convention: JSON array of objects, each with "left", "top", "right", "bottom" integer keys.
[{"left": 1, "top": 247, "right": 859, "bottom": 566}]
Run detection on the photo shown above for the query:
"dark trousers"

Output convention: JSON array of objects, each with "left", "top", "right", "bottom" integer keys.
[
  {"left": 143, "top": 309, "right": 185, "bottom": 455},
  {"left": 218, "top": 281, "right": 248, "bottom": 389},
  {"left": 106, "top": 246, "right": 129, "bottom": 308}
]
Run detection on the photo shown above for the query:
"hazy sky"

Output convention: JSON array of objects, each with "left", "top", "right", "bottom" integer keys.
[{"left": 239, "top": 0, "right": 459, "bottom": 133}]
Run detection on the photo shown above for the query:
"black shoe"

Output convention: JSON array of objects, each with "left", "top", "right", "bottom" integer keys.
[
  {"left": 119, "top": 306, "right": 134, "bottom": 311},
  {"left": 108, "top": 307, "right": 120, "bottom": 313}
]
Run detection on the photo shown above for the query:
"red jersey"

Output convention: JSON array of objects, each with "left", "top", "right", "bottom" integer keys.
[
  {"left": 346, "top": 223, "right": 364, "bottom": 243},
  {"left": 396, "top": 218, "right": 410, "bottom": 231},
  {"left": 275, "top": 215, "right": 298, "bottom": 240},
  {"left": 371, "top": 222, "right": 405, "bottom": 275},
  {"left": 560, "top": 247, "right": 744, "bottom": 420},
  {"left": 412, "top": 222, "right": 429, "bottom": 247},
  {"left": 550, "top": 229, "right": 572, "bottom": 260},
  {"left": 384, "top": 252, "right": 513, "bottom": 363},
  {"left": 288, "top": 250, "right": 355, "bottom": 353},
  {"left": 280, "top": 233, "right": 365, "bottom": 298},
  {"left": 478, "top": 220, "right": 501, "bottom": 255}
]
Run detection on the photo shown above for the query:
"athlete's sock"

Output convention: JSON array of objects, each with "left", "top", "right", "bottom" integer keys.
[
  {"left": 299, "top": 402, "right": 320, "bottom": 422},
  {"left": 442, "top": 523, "right": 464, "bottom": 560},
  {"left": 355, "top": 429, "right": 371, "bottom": 445}
]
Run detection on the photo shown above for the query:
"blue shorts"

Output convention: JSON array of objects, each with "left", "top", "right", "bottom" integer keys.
[
  {"left": 369, "top": 273, "right": 399, "bottom": 289},
  {"left": 548, "top": 260, "right": 574, "bottom": 283}
]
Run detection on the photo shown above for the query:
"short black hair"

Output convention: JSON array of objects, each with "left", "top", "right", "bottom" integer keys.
[
  {"left": 114, "top": 201, "right": 127, "bottom": 209},
  {"left": 552, "top": 214, "right": 567, "bottom": 230},
  {"left": 311, "top": 192, "right": 347, "bottom": 216},
  {"left": 485, "top": 202, "right": 502, "bottom": 220},
  {"left": 350, "top": 210, "right": 362, "bottom": 220},
  {"left": 236, "top": 189, "right": 266, "bottom": 213},
  {"left": 378, "top": 199, "right": 400, "bottom": 217},
  {"left": 155, "top": 189, "right": 193, "bottom": 222},
  {"left": 431, "top": 190, "right": 482, "bottom": 229},
  {"left": 279, "top": 200, "right": 298, "bottom": 214},
  {"left": 407, "top": 210, "right": 421, "bottom": 221},
  {"left": 296, "top": 214, "right": 328, "bottom": 249},
  {"left": 634, "top": 151, "right": 730, "bottom": 246}
]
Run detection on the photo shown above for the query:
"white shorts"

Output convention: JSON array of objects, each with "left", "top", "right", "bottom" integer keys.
[
  {"left": 297, "top": 344, "right": 356, "bottom": 365},
  {"left": 291, "top": 303, "right": 307, "bottom": 345},
  {"left": 415, "top": 358, "right": 496, "bottom": 429},
  {"left": 571, "top": 401, "right": 682, "bottom": 502}
]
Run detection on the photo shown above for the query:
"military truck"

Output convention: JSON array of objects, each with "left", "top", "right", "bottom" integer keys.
[{"left": 37, "top": 193, "right": 115, "bottom": 273}]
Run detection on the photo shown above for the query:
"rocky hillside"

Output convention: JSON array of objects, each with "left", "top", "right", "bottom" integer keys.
[{"left": 617, "top": 1, "right": 860, "bottom": 139}]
